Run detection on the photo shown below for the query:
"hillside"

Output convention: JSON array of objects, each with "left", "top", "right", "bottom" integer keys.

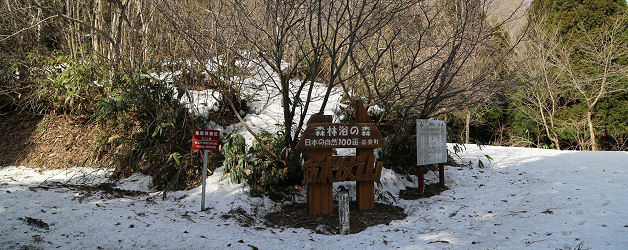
[{"left": 489, "top": 0, "right": 531, "bottom": 42}]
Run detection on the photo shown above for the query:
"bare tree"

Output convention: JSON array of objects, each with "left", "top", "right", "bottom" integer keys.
[
  {"left": 154, "top": 0, "right": 529, "bottom": 152},
  {"left": 348, "top": 0, "right": 527, "bottom": 139},
  {"left": 553, "top": 13, "right": 628, "bottom": 151},
  {"left": 157, "top": 0, "right": 417, "bottom": 151},
  {"left": 510, "top": 18, "right": 565, "bottom": 149}
]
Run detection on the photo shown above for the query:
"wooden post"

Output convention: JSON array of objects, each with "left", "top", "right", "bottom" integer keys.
[
  {"left": 438, "top": 163, "right": 445, "bottom": 187},
  {"left": 355, "top": 100, "right": 375, "bottom": 210},
  {"left": 306, "top": 114, "right": 333, "bottom": 216},
  {"left": 307, "top": 182, "right": 333, "bottom": 216},
  {"left": 418, "top": 165, "right": 425, "bottom": 194}
]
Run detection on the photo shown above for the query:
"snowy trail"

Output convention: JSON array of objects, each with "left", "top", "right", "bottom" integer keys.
[
  {"left": 1, "top": 146, "right": 627, "bottom": 249},
  {"left": 425, "top": 147, "right": 628, "bottom": 249}
]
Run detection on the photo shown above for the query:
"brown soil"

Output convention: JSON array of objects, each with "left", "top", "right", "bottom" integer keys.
[
  {"left": 29, "top": 182, "right": 148, "bottom": 202},
  {"left": 399, "top": 183, "right": 449, "bottom": 200},
  {"left": 0, "top": 111, "right": 105, "bottom": 169},
  {"left": 265, "top": 202, "right": 406, "bottom": 235}
]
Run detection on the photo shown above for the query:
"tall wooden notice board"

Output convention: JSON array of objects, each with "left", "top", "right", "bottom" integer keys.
[{"left": 415, "top": 119, "right": 447, "bottom": 193}]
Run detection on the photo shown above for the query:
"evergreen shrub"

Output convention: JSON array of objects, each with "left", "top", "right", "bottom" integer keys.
[
  {"left": 32, "top": 54, "right": 109, "bottom": 115},
  {"left": 92, "top": 66, "right": 213, "bottom": 191}
]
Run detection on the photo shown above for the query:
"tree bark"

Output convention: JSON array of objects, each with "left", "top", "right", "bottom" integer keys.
[
  {"left": 586, "top": 110, "right": 597, "bottom": 151},
  {"left": 537, "top": 98, "right": 560, "bottom": 150},
  {"left": 93, "top": 0, "right": 103, "bottom": 55},
  {"left": 465, "top": 109, "right": 470, "bottom": 144}
]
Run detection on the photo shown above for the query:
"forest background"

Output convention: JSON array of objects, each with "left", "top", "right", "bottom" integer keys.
[{"left": 0, "top": 0, "right": 626, "bottom": 197}]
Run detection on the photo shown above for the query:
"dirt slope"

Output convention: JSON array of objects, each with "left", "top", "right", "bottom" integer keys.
[{"left": 0, "top": 112, "right": 105, "bottom": 168}]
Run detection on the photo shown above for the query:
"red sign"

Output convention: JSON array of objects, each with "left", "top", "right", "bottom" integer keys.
[{"left": 193, "top": 129, "right": 220, "bottom": 150}]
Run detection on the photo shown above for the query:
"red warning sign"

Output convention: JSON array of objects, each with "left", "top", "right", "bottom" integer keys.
[{"left": 193, "top": 129, "right": 220, "bottom": 150}]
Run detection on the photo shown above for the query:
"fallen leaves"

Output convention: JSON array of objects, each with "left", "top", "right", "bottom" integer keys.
[{"left": 19, "top": 217, "right": 49, "bottom": 230}]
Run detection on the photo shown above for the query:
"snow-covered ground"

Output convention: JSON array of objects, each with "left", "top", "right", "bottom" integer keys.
[
  {"left": 2, "top": 146, "right": 627, "bottom": 249},
  {"left": 3, "top": 61, "right": 627, "bottom": 249}
]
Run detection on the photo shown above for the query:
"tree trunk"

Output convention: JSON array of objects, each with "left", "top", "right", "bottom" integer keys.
[
  {"left": 537, "top": 100, "right": 560, "bottom": 150},
  {"left": 35, "top": 4, "right": 43, "bottom": 42},
  {"left": 138, "top": 0, "right": 152, "bottom": 61},
  {"left": 586, "top": 110, "right": 597, "bottom": 151},
  {"left": 536, "top": 128, "right": 540, "bottom": 148},
  {"left": 109, "top": 1, "right": 126, "bottom": 84},
  {"left": 548, "top": 116, "right": 560, "bottom": 150},
  {"left": 465, "top": 109, "right": 470, "bottom": 144},
  {"left": 66, "top": 0, "right": 76, "bottom": 59},
  {"left": 92, "top": 0, "right": 103, "bottom": 55},
  {"left": 282, "top": 77, "right": 293, "bottom": 148}
]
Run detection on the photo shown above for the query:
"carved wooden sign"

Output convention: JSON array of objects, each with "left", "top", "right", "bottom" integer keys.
[
  {"left": 297, "top": 123, "right": 385, "bottom": 148},
  {"left": 297, "top": 100, "right": 386, "bottom": 216},
  {"left": 302, "top": 155, "right": 383, "bottom": 184}
]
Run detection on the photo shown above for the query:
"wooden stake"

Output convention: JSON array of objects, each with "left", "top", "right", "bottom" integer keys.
[
  {"left": 418, "top": 165, "right": 425, "bottom": 194},
  {"left": 439, "top": 163, "right": 445, "bottom": 187},
  {"left": 356, "top": 181, "right": 374, "bottom": 210}
]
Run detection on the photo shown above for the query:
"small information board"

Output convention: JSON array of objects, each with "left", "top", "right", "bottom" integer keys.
[
  {"left": 193, "top": 129, "right": 220, "bottom": 211},
  {"left": 193, "top": 129, "right": 220, "bottom": 150},
  {"left": 415, "top": 119, "right": 447, "bottom": 165}
]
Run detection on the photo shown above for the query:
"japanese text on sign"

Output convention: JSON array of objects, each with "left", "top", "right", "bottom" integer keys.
[
  {"left": 193, "top": 129, "right": 220, "bottom": 150},
  {"left": 303, "top": 138, "right": 379, "bottom": 147},
  {"left": 415, "top": 119, "right": 447, "bottom": 165},
  {"left": 297, "top": 123, "right": 385, "bottom": 149},
  {"left": 313, "top": 125, "right": 371, "bottom": 137}
]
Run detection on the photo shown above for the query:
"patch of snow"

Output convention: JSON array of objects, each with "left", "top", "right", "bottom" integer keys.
[
  {"left": 179, "top": 88, "right": 221, "bottom": 117},
  {"left": 368, "top": 104, "right": 384, "bottom": 116},
  {"left": 180, "top": 59, "right": 344, "bottom": 147},
  {"left": 115, "top": 173, "right": 153, "bottom": 193},
  {"left": 147, "top": 70, "right": 182, "bottom": 83}
]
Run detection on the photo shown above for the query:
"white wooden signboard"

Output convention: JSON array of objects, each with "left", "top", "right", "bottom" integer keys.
[{"left": 416, "top": 119, "right": 447, "bottom": 165}]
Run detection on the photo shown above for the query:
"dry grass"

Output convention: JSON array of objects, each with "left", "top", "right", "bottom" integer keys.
[{"left": 0, "top": 112, "right": 105, "bottom": 169}]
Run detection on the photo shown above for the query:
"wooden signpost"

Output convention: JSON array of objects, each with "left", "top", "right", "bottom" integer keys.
[
  {"left": 193, "top": 129, "right": 220, "bottom": 211},
  {"left": 297, "top": 100, "right": 385, "bottom": 216},
  {"left": 415, "top": 119, "right": 447, "bottom": 194}
]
